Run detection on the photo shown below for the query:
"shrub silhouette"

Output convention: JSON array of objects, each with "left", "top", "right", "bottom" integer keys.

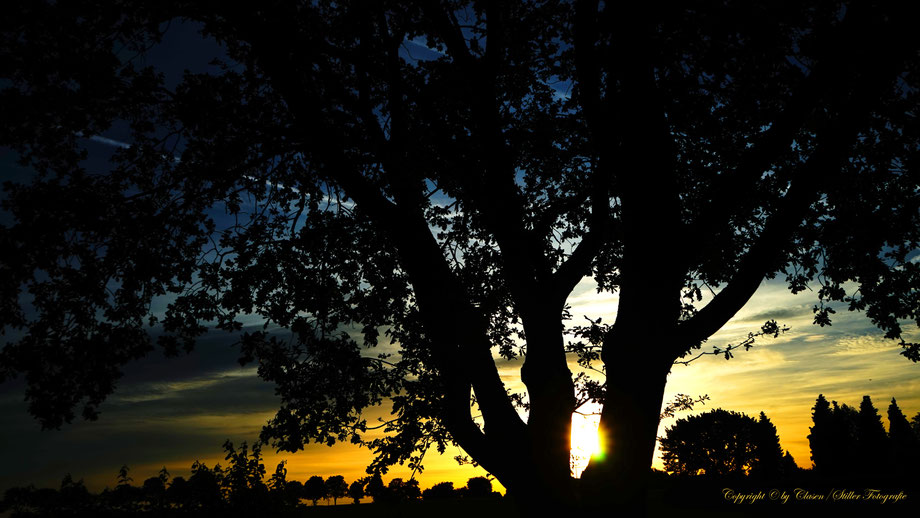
[
  {"left": 422, "top": 481, "right": 456, "bottom": 501},
  {"left": 660, "top": 408, "right": 785, "bottom": 479}
]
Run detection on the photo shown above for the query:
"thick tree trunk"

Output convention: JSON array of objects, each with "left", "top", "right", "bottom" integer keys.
[
  {"left": 578, "top": 344, "right": 673, "bottom": 517},
  {"left": 458, "top": 306, "right": 574, "bottom": 516},
  {"left": 502, "top": 352, "right": 672, "bottom": 517},
  {"left": 514, "top": 317, "right": 577, "bottom": 513}
]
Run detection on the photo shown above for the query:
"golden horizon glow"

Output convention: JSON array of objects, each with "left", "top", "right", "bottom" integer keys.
[{"left": 6, "top": 279, "right": 918, "bottom": 495}]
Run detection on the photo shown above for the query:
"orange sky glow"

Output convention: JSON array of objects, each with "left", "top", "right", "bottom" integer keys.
[{"left": 3, "top": 276, "right": 918, "bottom": 497}]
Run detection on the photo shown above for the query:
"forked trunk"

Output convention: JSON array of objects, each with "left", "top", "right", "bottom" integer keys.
[
  {"left": 578, "top": 351, "right": 672, "bottom": 516},
  {"left": 502, "top": 361, "right": 670, "bottom": 517}
]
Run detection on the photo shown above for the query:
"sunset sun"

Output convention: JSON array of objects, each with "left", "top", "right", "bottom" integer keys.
[{"left": 571, "top": 406, "right": 604, "bottom": 477}]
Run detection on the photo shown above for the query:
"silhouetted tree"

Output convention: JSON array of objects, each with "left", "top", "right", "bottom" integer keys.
[
  {"left": 856, "top": 395, "right": 888, "bottom": 477},
  {"left": 422, "top": 481, "right": 456, "bottom": 501},
  {"left": 284, "top": 480, "right": 304, "bottom": 509},
  {"left": 222, "top": 440, "right": 268, "bottom": 509},
  {"left": 364, "top": 474, "right": 386, "bottom": 503},
  {"left": 887, "top": 398, "right": 920, "bottom": 479},
  {"left": 58, "top": 474, "right": 92, "bottom": 515},
  {"left": 831, "top": 401, "right": 860, "bottom": 473},
  {"left": 268, "top": 460, "right": 287, "bottom": 493},
  {"left": 384, "top": 478, "right": 421, "bottom": 503},
  {"left": 808, "top": 394, "right": 834, "bottom": 473},
  {"left": 660, "top": 409, "right": 783, "bottom": 478},
  {"left": 140, "top": 468, "right": 169, "bottom": 512},
  {"left": 166, "top": 476, "right": 190, "bottom": 510},
  {"left": 403, "top": 479, "right": 422, "bottom": 501},
  {"left": 4, "top": 2, "right": 920, "bottom": 514},
  {"left": 325, "top": 475, "right": 348, "bottom": 505},
  {"left": 111, "top": 466, "right": 141, "bottom": 512},
  {"left": 750, "top": 412, "right": 784, "bottom": 481},
  {"left": 116, "top": 465, "right": 133, "bottom": 488},
  {"left": 303, "top": 476, "right": 327, "bottom": 506},
  {"left": 465, "top": 477, "right": 495, "bottom": 499},
  {"left": 348, "top": 480, "right": 365, "bottom": 505},
  {"left": 187, "top": 461, "right": 224, "bottom": 510},
  {"left": 268, "top": 460, "right": 292, "bottom": 510},
  {"left": 781, "top": 451, "right": 800, "bottom": 477}
]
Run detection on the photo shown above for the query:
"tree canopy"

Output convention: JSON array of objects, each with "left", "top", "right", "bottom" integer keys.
[
  {"left": 659, "top": 408, "right": 785, "bottom": 479},
  {"left": 2, "top": 0, "right": 920, "bottom": 513}
]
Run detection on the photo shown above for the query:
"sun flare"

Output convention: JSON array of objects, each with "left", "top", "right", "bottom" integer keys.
[{"left": 570, "top": 406, "right": 604, "bottom": 477}]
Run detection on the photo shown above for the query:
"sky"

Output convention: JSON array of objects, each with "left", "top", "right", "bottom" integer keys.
[
  {"left": 2, "top": 13, "right": 919, "bottom": 500},
  {"left": 1, "top": 267, "right": 918, "bottom": 496}
]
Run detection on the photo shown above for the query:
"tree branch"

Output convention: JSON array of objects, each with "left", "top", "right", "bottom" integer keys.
[
  {"left": 221, "top": 6, "right": 527, "bottom": 474},
  {"left": 684, "top": 2, "right": 906, "bottom": 268},
  {"left": 674, "top": 1, "right": 920, "bottom": 357},
  {"left": 422, "top": 0, "right": 554, "bottom": 317},
  {"left": 601, "top": 4, "right": 684, "bottom": 349}
]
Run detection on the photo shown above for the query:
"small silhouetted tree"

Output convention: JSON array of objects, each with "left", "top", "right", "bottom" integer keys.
[
  {"left": 141, "top": 469, "right": 169, "bottom": 511},
  {"left": 348, "top": 480, "right": 365, "bottom": 504},
  {"left": 829, "top": 401, "right": 859, "bottom": 476},
  {"left": 808, "top": 394, "right": 834, "bottom": 473},
  {"left": 423, "top": 481, "right": 456, "bottom": 500},
  {"left": 465, "top": 477, "right": 494, "bottom": 499},
  {"left": 284, "top": 480, "right": 304, "bottom": 508},
  {"left": 187, "top": 461, "right": 224, "bottom": 510},
  {"left": 402, "top": 479, "right": 421, "bottom": 501},
  {"left": 268, "top": 460, "right": 287, "bottom": 493},
  {"left": 383, "top": 478, "right": 421, "bottom": 503},
  {"left": 911, "top": 412, "right": 920, "bottom": 438},
  {"left": 326, "top": 475, "right": 348, "bottom": 505},
  {"left": 856, "top": 396, "right": 888, "bottom": 477},
  {"left": 364, "top": 474, "right": 386, "bottom": 503},
  {"left": 751, "top": 412, "right": 784, "bottom": 481},
  {"left": 112, "top": 466, "right": 140, "bottom": 512},
  {"left": 303, "top": 476, "right": 327, "bottom": 506},
  {"left": 116, "top": 465, "right": 132, "bottom": 487},
  {"left": 268, "top": 460, "right": 290, "bottom": 510},
  {"left": 222, "top": 440, "right": 268, "bottom": 507},
  {"left": 887, "top": 398, "right": 919, "bottom": 479},
  {"left": 167, "top": 476, "right": 190, "bottom": 509},
  {"left": 781, "top": 451, "right": 799, "bottom": 477},
  {"left": 58, "top": 474, "right": 92, "bottom": 515},
  {"left": 388, "top": 478, "right": 405, "bottom": 499}
]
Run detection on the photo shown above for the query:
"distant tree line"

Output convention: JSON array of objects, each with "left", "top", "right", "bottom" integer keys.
[
  {"left": 809, "top": 394, "right": 920, "bottom": 483},
  {"left": 0, "top": 440, "right": 501, "bottom": 518},
  {"left": 658, "top": 395, "right": 920, "bottom": 486}
]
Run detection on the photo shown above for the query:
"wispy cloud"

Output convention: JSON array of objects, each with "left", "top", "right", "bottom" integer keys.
[
  {"left": 112, "top": 367, "right": 260, "bottom": 403},
  {"left": 88, "top": 135, "right": 132, "bottom": 149}
]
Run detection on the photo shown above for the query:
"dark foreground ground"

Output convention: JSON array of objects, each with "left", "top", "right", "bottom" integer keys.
[
  {"left": 4, "top": 476, "right": 917, "bottom": 517},
  {"left": 299, "top": 484, "right": 916, "bottom": 518}
]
